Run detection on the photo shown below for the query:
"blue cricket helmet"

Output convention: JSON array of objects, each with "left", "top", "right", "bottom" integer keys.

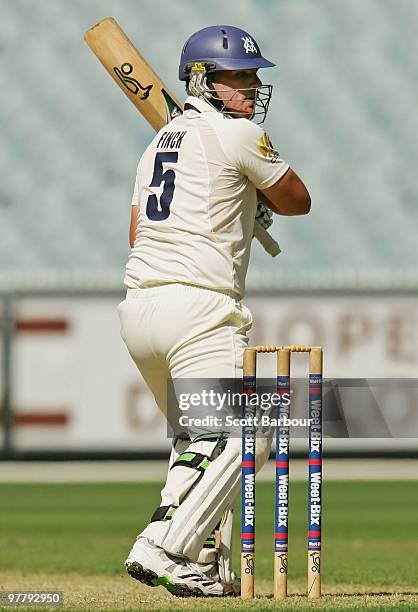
[{"left": 179, "top": 25, "right": 275, "bottom": 81}]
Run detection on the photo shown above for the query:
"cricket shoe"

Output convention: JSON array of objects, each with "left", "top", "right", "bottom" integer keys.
[{"left": 125, "top": 537, "right": 223, "bottom": 598}]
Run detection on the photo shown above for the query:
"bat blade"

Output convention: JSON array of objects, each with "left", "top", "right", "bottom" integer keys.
[{"left": 84, "top": 17, "right": 182, "bottom": 131}]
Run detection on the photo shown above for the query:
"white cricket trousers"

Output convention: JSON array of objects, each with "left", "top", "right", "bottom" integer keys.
[
  {"left": 117, "top": 283, "right": 253, "bottom": 415},
  {"left": 117, "top": 283, "right": 272, "bottom": 560}
]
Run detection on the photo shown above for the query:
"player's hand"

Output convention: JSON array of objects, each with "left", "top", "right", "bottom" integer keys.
[{"left": 255, "top": 202, "right": 273, "bottom": 230}]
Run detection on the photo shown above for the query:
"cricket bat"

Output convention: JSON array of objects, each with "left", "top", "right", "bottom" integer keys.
[{"left": 84, "top": 17, "right": 280, "bottom": 257}]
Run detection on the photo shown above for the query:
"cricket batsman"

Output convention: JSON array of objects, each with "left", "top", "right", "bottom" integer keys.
[{"left": 118, "top": 25, "right": 311, "bottom": 597}]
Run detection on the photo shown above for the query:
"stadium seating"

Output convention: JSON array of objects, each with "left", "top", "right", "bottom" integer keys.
[{"left": 1, "top": 0, "right": 417, "bottom": 289}]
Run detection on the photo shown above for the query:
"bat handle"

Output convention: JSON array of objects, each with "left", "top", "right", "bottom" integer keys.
[{"left": 253, "top": 221, "right": 281, "bottom": 257}]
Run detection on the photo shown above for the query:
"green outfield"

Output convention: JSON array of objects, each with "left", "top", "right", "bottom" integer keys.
[{"left": 0, "top": 480, "right": 417, "bottom": 611}]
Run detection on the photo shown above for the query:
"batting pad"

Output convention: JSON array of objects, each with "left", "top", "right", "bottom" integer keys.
[{"left": 160, "top": 434, "right": 272, "bottom": 561}]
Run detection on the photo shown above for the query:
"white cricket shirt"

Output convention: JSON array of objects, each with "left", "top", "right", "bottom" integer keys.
[{"left": 124, "top": 96, "right": 289, "bottom": 298}]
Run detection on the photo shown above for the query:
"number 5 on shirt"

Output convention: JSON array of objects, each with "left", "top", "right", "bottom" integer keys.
[{"left": 146, "top": 152, "right": 178, "bottom": 221}]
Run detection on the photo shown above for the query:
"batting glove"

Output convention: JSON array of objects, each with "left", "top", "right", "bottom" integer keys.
[{"left": 255, "top": 202, "right": 273, "bottom": 230}]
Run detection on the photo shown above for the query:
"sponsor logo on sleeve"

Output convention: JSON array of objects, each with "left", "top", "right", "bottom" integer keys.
[{"left": 256, "top": 132, "right": 280, "bottom": 163}]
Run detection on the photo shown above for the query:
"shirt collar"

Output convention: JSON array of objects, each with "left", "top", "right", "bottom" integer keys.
[{"left": 184, "top": 95, "right": 219, "bottom": 114}]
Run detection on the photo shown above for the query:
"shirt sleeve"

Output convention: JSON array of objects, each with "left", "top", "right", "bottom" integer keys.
[
  {"left": 223, "top": 120, "right": 290, "bottom": 190},
  {"left": 131, "top": 159, "right": 144, "bottom": 206}
]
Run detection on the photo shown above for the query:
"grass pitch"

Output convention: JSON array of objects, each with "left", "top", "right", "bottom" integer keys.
[{"left": 0, "top": 480, "right": 417, "bottom": 610}]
